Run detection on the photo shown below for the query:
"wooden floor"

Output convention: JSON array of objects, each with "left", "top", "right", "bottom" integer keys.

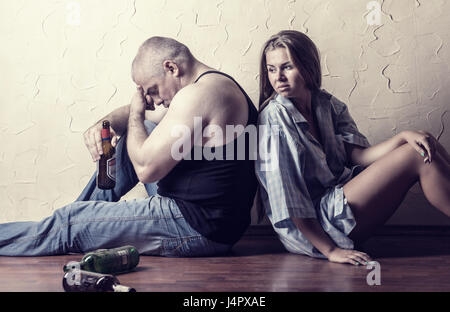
[{"left": 0, "top": 229, "right": 449, "bottom": 292}]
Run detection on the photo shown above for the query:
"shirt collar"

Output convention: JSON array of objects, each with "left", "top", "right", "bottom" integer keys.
[
  {"left": 272, "top": 90, "right": 330, "bottom": 120},
  {"left": 273, "top": 93, "right": 309, "bottom": 125}
]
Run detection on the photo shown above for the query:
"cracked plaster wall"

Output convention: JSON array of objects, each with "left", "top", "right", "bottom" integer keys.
[{"left": 0, "top": 0, "right": 449, "bottom": 225}]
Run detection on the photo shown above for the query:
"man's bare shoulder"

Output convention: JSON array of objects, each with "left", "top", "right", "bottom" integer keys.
[
  {"left": 171, "top": 75, "right": 237, "bottom": 110},
  {"left": 182, "top": 74, "right": 236, "bottom": 98},
  {"left": 163, "top": 83, "right": 210, "bottom": 123},
  {"left": 168, "top": 83, "right": 206, "bottom": 111},
  {"left": 167, "top": 73, "right": 248, "bottom": 133},
  {"left": 164, "top": 73, "right": 249, "bottom": 145},
  {"left": 195, "top": 73, "right": 241, "bottom": 99}
]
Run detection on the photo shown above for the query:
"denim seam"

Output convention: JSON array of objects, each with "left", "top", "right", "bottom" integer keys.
[
  {"left": 1, "top": 223, "right": 69, "bottom": 245},
  {"left": 165, "top": 235, "right": 203, "bottom": 253},
  {"left": 68, "top": 215, "right": 184, "bottom": 225},
  {"left": 3, "top": 216, "right": 185, "bottom": 245}
]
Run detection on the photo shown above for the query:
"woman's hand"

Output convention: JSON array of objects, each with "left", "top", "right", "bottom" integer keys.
[
  {"left": 400, "top": 130, "right": 437, "bottom": 163},
  {"left": 327, "top": 247, "right": 372, "bottom": 266}
]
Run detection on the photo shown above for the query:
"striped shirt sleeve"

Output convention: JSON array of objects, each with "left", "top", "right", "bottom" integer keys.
[
  {"left": 257, "top": 122, "right": 317, "bottom": 227},
  {"left": 331, "top": 96, "right": 371, "bottom": 148}
]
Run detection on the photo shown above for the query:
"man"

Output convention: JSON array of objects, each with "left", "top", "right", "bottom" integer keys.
[{"left": 0, "top": 37, "right": 258, "bottom": 256}]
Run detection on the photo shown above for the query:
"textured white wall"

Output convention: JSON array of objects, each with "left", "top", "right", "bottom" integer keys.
[{"left": 0, "top": 0, "right": 449, "bottom": 225}]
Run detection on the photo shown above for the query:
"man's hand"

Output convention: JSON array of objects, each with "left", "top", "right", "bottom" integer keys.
[
  {"left": 131, "top": 85, "right": 154, "bottom": 113},
  {"left": 83, "top": 122, "right": 118, "bottom": 162},
  {"left": 327, "top": 247, "right": 372, "bottom": 266}
]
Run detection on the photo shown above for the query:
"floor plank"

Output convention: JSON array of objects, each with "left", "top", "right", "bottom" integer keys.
[{"left": 0, "top": 234, "right": 449, "bottom": 292}]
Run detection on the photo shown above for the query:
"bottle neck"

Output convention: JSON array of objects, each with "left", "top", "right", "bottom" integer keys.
[
  {"left": 63, "top": 261, "right": 81, "bottom": 272},
  {"left": 112, "top": 284, "right": 136, "bottom": 292}
]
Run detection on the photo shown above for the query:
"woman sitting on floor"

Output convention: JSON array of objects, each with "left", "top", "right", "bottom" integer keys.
[{"left": 255, "top": 30, "right": 450, "bottom": 265}]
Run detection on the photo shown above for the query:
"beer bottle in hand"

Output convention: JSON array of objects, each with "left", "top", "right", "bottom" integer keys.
[{"left": 97, "top": 120, "right": 116, "bottom": 189}]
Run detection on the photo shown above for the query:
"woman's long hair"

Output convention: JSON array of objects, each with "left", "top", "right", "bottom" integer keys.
[
  {"left": 258, "top": 30, "right": 322, "bottom": 111},
  {"left": 256, "top": 30, "right": 322, "bottom": 223}
]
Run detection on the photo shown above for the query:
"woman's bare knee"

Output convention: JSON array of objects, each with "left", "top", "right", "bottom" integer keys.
[
  {"left": 411, "top": 144, "right": 450, "bottom": 179},
  {"left": 391, "top": 143, "right": 425, "bottom": 175}
]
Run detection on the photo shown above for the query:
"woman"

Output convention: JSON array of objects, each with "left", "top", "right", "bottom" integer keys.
[{"left": 255, "top": 30, "right": 450, "bottom": 265}]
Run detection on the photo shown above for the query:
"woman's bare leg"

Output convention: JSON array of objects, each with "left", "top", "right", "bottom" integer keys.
[
  {"left": 418, "top": 149, "right": 450, "bottom": 209},
  {"left": 435, "top": 140, "right": 450, "bottom": 164},
  {"left": 343, "top": 143, "right": 450, "bottom": 244}
]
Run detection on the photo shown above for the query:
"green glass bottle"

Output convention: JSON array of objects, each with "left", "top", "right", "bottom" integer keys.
[{"left": 64, "top": 245, "right": 140, "bottom": 274}]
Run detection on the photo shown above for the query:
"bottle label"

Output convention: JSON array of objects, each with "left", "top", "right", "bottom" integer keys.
[
  {"left": 117, "top": 249, "right": 128, "bottom": 265},
  {"left": 107, "top": 156, "right": 116, "bottom": 181},
  {"left": 101, "top": 128, "right": 111, "bottom": 139}
]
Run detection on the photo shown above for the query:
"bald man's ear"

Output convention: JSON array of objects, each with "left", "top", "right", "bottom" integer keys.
[{"left": 163, "top": 60, "right": 180, "bottom": 77}]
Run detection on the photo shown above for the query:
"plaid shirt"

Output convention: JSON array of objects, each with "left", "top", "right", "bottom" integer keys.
[{"left": 256, "top": 90, "right": 370, "bottom": 257}]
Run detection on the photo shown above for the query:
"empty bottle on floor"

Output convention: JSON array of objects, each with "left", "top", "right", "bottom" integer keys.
[
  {"left": 63, "top": 269, "right": 135, "bottom": 292},
  {"left": 63, "top": 245, "right": 140, "bottom": 274}
]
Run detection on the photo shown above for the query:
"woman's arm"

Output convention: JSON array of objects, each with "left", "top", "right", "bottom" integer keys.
[
  {"left": 347, "top": 132, "right": 404, "bottom": 167},
  {"left": 348, "top": 130, "right": 435, "bottom": 167},
  {"left": 293, "top": 218, "right": 371, "bottom": 265}
]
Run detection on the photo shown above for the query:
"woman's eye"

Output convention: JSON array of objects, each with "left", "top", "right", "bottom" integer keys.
[{"left": 268, "top": 68, "right": 276, "bottom": 73}]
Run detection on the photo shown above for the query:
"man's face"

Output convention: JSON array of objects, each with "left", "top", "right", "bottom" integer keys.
[{"left": 133, "top": 70, "right": 180, "bottom": 108}]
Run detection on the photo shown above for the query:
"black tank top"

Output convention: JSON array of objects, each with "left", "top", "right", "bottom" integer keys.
[{"left": 157, "top": 71, "right": 258, "bottom": 245}]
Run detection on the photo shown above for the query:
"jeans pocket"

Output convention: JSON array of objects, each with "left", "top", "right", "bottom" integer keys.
[{"left": 161, "top": 236, "right": 203, "bottom": 257}]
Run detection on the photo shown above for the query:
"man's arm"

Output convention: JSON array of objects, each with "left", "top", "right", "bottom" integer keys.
[
  {"left": 145, "top": 104, "right": 169, "bottom": 125},
  {"left": 83, "top": 100, "right": 169, "bottom": 162},
  {"left": 83, "top": 105, "right": 130, "bottom": 161},
  {"left": 127, "top": 85, "right": 205, "bottom": 183}
]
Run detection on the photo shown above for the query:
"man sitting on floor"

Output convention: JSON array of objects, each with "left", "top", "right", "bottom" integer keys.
[{"left": 0, "top": 36, "right": 258, "bottom": 257}]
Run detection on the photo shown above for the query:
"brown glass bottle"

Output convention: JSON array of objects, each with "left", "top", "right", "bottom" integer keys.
[
  {"left": 62, "top": 270, "right": 136, "bottom": 292},
  {"left": 97, "top": 120, "right": 116, "bottom": 189}
]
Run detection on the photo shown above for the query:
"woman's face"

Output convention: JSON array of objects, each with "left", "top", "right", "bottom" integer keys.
[{"left": 265, "top": 47, "right": 308, "bottom": 100}]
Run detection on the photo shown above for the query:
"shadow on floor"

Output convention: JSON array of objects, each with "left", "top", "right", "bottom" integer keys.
[
  {"left": 360, "top": 235, "right": 450, "bottom": 258},
  {"left": 229, "top": 236, "right": 287, "bottom": 257},
  {"left": 230, "top": 233, "right": 450, "bottom": 259}
]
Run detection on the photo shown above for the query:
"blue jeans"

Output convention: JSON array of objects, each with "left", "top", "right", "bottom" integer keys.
[{"left": 0, "top": 121, "right": 232, "bottom": 257}]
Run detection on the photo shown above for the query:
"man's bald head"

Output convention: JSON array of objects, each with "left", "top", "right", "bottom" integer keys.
[{"left": 132, "top": 36, "right": 194, "bottom": 81}]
